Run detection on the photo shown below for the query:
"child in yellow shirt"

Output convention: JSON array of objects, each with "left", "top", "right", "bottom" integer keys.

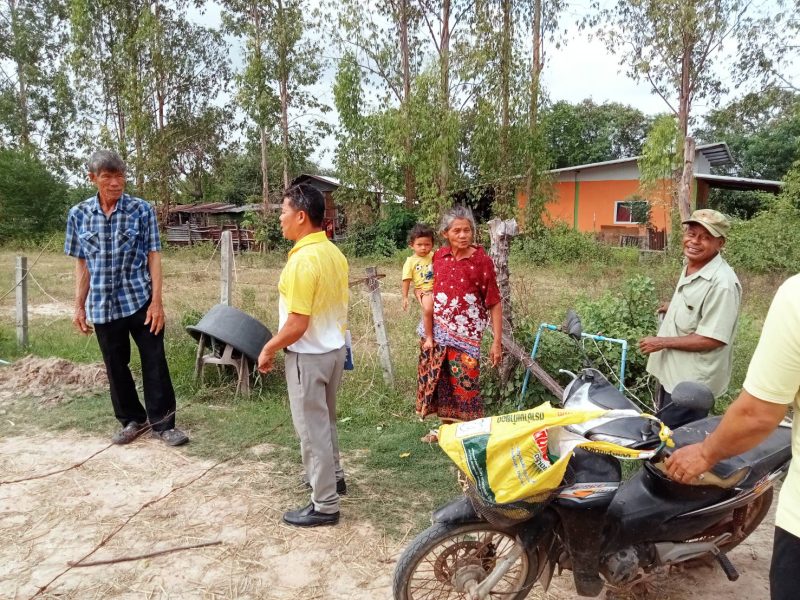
[{"left": 402, "top": 224, "right": 435, "bottom": 350}]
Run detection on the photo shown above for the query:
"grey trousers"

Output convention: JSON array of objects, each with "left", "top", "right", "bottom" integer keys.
[{"left": 285, "top": 347, "right": 346, "bottom": 514}]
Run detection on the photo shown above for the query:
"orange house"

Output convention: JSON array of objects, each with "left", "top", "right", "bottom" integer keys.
[{"left": 517, "top": 142, "right": 783, "bottom": 249}]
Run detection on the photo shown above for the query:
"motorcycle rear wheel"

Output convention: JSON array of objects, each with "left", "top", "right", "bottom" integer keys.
[{"left": 393, "top": 521, "right": 539, "bottom": 600}]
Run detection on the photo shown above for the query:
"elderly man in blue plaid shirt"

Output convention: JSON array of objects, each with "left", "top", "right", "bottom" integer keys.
[{"left": 65, "top": 150, "right": 188, "bottom": 447}]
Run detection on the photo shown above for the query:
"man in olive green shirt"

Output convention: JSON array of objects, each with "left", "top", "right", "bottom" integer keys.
[{"left": 640, "top": 209, "right": 741, "bottom": 411}]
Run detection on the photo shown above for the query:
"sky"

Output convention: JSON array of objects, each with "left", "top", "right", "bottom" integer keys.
[{"left": 195, "top": 1, "right": 800, "bottom": 171}]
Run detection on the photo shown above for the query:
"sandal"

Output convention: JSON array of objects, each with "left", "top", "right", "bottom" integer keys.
[{"left": 421, "top": 430, "right": 439, "bottom": 444}]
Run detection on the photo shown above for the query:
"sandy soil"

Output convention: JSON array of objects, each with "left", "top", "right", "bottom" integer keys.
[
  {"left": 0, "top": 357, "right": 778, "bottom": 599},
  {"left": 0, "top": 430, "right": 778, "bottom": 600}
]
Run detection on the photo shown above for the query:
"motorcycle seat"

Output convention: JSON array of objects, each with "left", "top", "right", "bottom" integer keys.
[
  {"left": 568, "top": 371, "right": 640, "bottom": 412},
  {"left": 669, "top": 416, "right": 792, "bottom": 486}
]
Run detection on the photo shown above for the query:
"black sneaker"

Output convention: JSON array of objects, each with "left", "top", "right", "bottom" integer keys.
[
  {"left": 111, "top": 421, "right": 148, "bottom": 445},
  {"left": 299, "top": 475, "right": 347, "bottom": 495},
  {"left": 152, "top": 428, "right": 189, "bottom": 447}
]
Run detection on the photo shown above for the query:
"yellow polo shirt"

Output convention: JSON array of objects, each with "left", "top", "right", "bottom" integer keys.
[
  {"left": 647, "top": 253, "right": 741, "bottom": 397},
  {"left": 278, "top": 231, "right": 349, "bottom": 354},
  {"left": 743, "top": 274, "right": 800, "bottom": 538}
]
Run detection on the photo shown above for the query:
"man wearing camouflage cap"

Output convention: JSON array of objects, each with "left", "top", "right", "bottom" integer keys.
[{"left": 640, "top": 209, "right": 741, "bottom": 415}]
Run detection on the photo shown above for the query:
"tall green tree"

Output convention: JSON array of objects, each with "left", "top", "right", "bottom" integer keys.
[
  {"left": 70, "top": 0, "right": 157, "bottom": 191},
  {"left": 223, "top": 0, "right": 281, "bottom": 205},
  {"left": 696, "top": 88, "right": 800, "bottom": 218},
  {"left": 542, "top": 100, "right": 653, "bottom": 169},
  {"left": 0, "top": 0, "right": 76, "bottom": 165},
  {"left": 224, "top": 0, "right": 326, "bottom": 195},
  {"left": 588, "top": 0, "right": 788, "bottom": 220},
  {"left": 329, "top": 0, "right": 423, "bottom": 207}
]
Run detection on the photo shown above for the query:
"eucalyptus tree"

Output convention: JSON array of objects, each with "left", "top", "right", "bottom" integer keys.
[
  {"left": 328, "top": 0, "right": 424, "bottom": 207},
  {"left": 587, "top": 0, "right": 790, "bottom": 219},
  {"left": 70, "top": 0, "right": 157, "bottom": 191},
  {"left": 0, "top": 0, "right": 77, "bottom": 166},
  {"left": 222, "top": 0, "right": 281, "bottom": 204},
  {"left": 224, "top": 0, "right": 326, "bottom": 194},
  {"left": 145, "top": 4, "right": 231, "bottom": 210},
  {"left": 70, "top": 0, "right": 231, "bottom": 206},
  {"left": 417, "top": 0, "right": 476, "bottom": 201}
]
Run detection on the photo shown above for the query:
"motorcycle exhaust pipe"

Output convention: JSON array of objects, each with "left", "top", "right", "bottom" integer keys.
[{"left": 653, "top": 533, "right": 732, "bottom": 565}]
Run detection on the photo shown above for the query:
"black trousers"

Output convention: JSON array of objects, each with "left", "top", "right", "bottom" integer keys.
[
  {"left": 94, "top": 302, "right": 176, "bottom": 432},
  {"left": 771, "top": 527, "right": 800, "bottom": 600}
]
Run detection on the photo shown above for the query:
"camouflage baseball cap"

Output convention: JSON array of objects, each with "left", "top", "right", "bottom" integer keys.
[{"left": 682, "top": 209, "right": 731, "bottom": 238}]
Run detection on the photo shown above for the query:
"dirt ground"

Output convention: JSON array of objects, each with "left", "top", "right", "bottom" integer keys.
[{"left": 0, "top": 357, "right": 778, "bottom": 600}]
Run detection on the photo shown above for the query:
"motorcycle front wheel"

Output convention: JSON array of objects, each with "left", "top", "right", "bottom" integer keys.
[{"left": 393, "top": 521, "right": 540, "bottom": 600}]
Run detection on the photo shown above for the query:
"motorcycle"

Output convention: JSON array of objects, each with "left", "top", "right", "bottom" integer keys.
[{"left": 393, "top": 312, "right": 792, "bottom": 599}]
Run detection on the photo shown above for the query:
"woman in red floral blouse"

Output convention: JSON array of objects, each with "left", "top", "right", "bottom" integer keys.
[{"left": 416, "top": 206, "right": 503, "bottom": 442}]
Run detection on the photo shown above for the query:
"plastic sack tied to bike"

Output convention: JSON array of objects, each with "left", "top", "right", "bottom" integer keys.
[{"left": 438, "top": 401, "right": 673, "bottom": 505}]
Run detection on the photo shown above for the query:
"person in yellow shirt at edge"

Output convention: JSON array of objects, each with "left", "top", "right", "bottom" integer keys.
[
  {"left": 639, "top": 209, "right": 742, "bottom": 424},
  {"left": 402, "top": 223, "right": 436, "bottom": 350},
  {"left": 257, "top": 183, "right": 349, "bottom": 528},
  {"left": 667, "top": 274, "right": 800, "bottom": 600}
]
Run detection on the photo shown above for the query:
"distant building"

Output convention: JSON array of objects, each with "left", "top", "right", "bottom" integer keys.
[
  {"left": 290, "top": 173, "right": 402, "bottom": 240},
  {"left": 517, "top": 142, "right": 784, "bottom": 249}
]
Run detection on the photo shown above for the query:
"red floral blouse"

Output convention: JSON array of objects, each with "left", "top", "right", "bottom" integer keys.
[{"left": 419, "top": 244, "right": 501, "bottom": 358}]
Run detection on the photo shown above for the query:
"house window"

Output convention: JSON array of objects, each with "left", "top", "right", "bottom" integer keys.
[{"left": 615, "top": 200, "right": 648, "bottom": 224}]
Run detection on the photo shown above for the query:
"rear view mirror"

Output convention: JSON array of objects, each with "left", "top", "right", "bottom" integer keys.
[
  {"left": 669, "top": 382, "right": 715, "bottom": 414},
  {"left": 564, "top": 310, "right": 583, "bottom": 341}
]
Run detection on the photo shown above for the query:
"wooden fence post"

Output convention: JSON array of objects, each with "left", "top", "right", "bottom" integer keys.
[
  {"left": 365, "top": 266, "right": 394, "bottom": 387},
  {"left": 15, "top": 256, "right": 28, "bottom": 347},
  {"left": 220, "top": 230, "right": 234, "bottom": 306}
]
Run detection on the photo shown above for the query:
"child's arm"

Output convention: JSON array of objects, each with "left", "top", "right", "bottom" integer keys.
[{"left": 402, "top": 279, "right": 411, "bottom": 311}]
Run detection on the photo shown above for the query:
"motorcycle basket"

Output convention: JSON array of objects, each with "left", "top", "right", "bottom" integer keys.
[{"left": 464, "top": 481, "right": 554, "bottom": 529}]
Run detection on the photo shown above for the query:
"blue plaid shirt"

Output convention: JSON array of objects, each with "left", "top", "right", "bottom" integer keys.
[{"left": 64, "top": 193, "right": 162, "bottom": 324}]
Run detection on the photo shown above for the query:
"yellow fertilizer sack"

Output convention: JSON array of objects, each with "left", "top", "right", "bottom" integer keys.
[{"left": 438, "top": 402, "right": 671, "bottom": 505}]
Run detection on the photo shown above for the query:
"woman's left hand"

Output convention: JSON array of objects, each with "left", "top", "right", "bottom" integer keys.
[{"left": 489, "top": 340, "right": 502, "bottom": 367}]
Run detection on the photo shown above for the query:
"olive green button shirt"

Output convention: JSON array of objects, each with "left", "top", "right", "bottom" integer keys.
[{"left": 647, "top": 253, "right": 742, "bottom": 397}]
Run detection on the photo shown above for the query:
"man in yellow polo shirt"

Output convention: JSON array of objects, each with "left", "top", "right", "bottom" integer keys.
[
  {"left": 640, "top": 209, "right": 741, "bottom": 421},
  {"left": 257, "top": 183, "right": 349, "bottom": 528},
  {"left": 666, "top": 274, "right": 800, "bottom": 600}
]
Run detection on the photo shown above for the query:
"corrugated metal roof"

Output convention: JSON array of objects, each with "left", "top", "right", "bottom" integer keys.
[
  {"left": 695, "top": 173, "right": 784, "bottom": 193},
  {"left": 170, "top": 203, "right": 237, "bottom": 214},
  {"left": 546, "top": 142, "right": 733, "bottom": 174}
]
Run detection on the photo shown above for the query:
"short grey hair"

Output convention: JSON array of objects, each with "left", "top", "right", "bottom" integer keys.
[
  {"left": 439, "top": 205, "right": 476, "bottom": 234},
  {"left": 87, "top": 150, "right": 126, "bottom": 175}
]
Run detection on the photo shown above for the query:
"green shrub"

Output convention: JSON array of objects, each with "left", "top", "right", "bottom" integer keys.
[
  {"left": 511, "top": 222, "right": 637, "bottom": 266},
  {"left": 241, "top": 210, "right": 292, "bottom": 253},
  {"left": 0, "top": 149, "right": 71, "bottom": 243},
  {"left": 340, "top": 205, "right": 418, "bottom": 258},
  {"left": 726, "top": 200, "right": 800, "bottom": 274},
  {"left": 486, "top": 275, "right": 659, "bottom": 410}
]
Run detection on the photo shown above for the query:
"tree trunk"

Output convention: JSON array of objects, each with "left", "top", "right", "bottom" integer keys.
[
  {"left": 437, "top": 0, "right": 451, "bottom": 200},
  {"left": 497, "top": 0, "right": 512, "bottom": 211},
  {"left": 9, "top": 0, "right": 30, "bottom": 148},
  {"left": 399, "top": 0, "right": 416, "bottom": 207},
  {"left": 280, "top": 77, "right": 289, "bottom": 189},
  {"left": 676, "top": 37, "right": 694, "bottom": 223},
  {"left": 677, "top": 136, "right": 695, "bottom": 221},
  {"left": 488, "top": 218, "right": 519, "bottom": 386},
  {"left": 525, "top": 0, "right": 543, "bottom": 208},
  {"left": 278, "top": 0, "right": 290, "bottom": 189},
  {"left": 260, "top": 125, "right": 270, "bottom": 206}
]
